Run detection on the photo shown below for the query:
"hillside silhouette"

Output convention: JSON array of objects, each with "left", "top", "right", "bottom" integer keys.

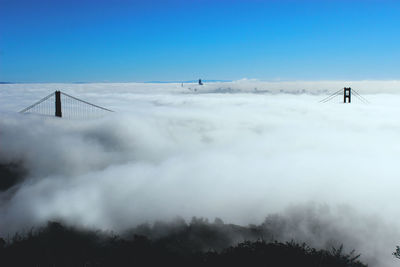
[
  {"left": 0, "top": 221, "right": 367, "bottom": 267},
  {"left": 0, "top": 163, "right": 26, "bottom": 191}
]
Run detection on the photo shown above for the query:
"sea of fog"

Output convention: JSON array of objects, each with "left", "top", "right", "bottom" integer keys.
[{"left": 1, "top": 81, "right": 400, "bottom": 266}]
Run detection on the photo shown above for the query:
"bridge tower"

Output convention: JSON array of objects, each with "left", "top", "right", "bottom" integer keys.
[
  {"left": 344, "top": 87, "right": 351, "bottom": 103},
  {"left": 20, "top": 90, "right": 113, "bottom": 118},
  {"left": 55, "top": 90, "right": 62, "bottom": 117}
]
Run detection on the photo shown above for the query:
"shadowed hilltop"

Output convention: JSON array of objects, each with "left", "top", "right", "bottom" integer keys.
[{"left": 0, "top": 221, "right": 367, "bottom": 267}]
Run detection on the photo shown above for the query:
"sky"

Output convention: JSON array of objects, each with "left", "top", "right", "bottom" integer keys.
[{"left": 1, "top": 0, "right": 400, "bottom": 82}]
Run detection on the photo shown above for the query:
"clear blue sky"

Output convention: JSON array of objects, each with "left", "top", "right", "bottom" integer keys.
[{"left": 1, "top": 0, "right": 399, "bottom": 82}]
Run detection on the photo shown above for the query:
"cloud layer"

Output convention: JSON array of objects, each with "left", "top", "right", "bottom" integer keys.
[{"left": 1, "top": 82, "right": 400, "bottom": 266}]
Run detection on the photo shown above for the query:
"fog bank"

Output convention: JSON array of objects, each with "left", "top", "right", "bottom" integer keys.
[{"left": 1, "top": 83, "right": 400, "bottom": 266}]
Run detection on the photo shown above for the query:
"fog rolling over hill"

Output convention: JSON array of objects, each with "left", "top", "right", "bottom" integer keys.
[{"left": 1, "top": 81, "right": 400, "bottom": 266}]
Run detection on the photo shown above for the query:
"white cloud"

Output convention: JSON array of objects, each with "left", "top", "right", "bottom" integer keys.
[{"left": 1, "top": 82, "right": 400, "bottom": 266}]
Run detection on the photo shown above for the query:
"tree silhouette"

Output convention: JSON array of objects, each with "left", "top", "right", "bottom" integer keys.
[
  {"left": 393, "top": 246, "right": 400, "bottom": 259},
  {"left": 0, "top": 221, "right": 368, "bottom": 267}
]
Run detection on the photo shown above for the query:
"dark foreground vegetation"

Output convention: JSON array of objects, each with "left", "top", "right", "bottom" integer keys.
[
  {"left": 394, "top": 246, "right": 400, "bottom": 259},
  {"left": 0, "top": 163, "right": 26, "bottom": 191},
  {"left": 0, "top": 221, "right": 367, "bottom": 267}
]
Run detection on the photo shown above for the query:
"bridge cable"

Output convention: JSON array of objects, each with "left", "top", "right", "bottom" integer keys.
[
  {"left": 19, "top": 92, "right": 55, "bottom": 113},
  {"left": 60, "top": 92, "right": 114, "bottom": 112},
  {"left": 319, "top": 89, "right": 343, "bottom": 103}
]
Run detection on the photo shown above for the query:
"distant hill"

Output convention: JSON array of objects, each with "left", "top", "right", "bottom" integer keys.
[
  {"left": 0, "top": 80, "right": 232, "bottom": 84},
  {"left": 144, "top": 80, "right": 232, "bottom": 83}
]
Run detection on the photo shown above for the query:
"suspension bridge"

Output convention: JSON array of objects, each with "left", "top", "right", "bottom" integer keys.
[
  {"left": 319, "top": 87, "right": 369, "bottom": 104},
  {"left": 19, "top": 91, "right": 113, "bottom": 119}
]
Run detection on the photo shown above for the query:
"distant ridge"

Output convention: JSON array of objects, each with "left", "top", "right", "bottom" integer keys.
[
  {"left": 144, "top": 80, "right": 232, "bottom": 83},
  {"left": 0, "top": 80, "right": 232, "bottom": 84}
]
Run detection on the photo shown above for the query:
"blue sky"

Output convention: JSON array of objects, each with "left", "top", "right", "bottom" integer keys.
[{"left": 1, "top": 0, "right": 399, "bottom": 82}]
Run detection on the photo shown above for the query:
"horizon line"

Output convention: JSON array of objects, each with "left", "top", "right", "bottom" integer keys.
[{"left": 3, "top": 79, "right": 400, "bottom": 84}]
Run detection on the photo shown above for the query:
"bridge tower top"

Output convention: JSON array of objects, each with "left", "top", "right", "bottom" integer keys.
[
  {"left": 319, "top": 87, "right": 368, "bottom": 104},
  {"left": 19, "top": 90, "right": 113, "bottom": 119},
  {"left": 344, "top": 87, "right": 351, "bottom": 103}
]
